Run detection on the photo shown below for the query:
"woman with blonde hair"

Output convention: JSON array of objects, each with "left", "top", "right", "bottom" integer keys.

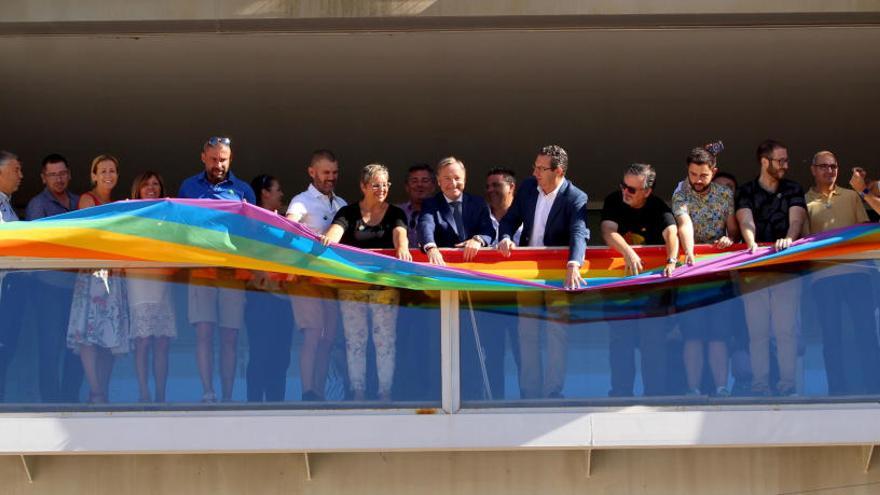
[
  {"left": 321, "top": 163, "right": 411, "bottom": 401},
  {"left": 67, "top": 154, "right": 129, "bottom": 403}
]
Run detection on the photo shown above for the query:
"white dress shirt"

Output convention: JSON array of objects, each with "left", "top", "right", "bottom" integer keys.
[
  {"left": 286, "top": 184, "right": 347, "bottom": 235},
  {"left": 490, "top": 210, "right": 521, "bottom": 246},
  {"left": 528, "top": 181, "right": 562, "bottom": 247}
]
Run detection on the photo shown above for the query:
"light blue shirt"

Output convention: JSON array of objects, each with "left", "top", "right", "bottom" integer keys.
[{"left": 0, "top": 192, "right": 19, "bottom": 223}]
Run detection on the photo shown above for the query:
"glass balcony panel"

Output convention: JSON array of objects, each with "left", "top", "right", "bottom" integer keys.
[
  {"left": 0, "top": 268, "right": 440, "bottom": 409},
  {"left": 459, "top": 260, "right": 880, "bottom": 405}
]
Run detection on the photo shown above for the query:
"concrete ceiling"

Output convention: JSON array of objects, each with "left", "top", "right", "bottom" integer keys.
[{"left": 0, "top": 26, "right": 878, "bottom": 207}]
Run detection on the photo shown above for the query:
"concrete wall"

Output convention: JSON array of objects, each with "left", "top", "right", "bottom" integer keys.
[
  {"left": 2, "top": 447, "right": 880, "bottom": 494},
  {"left": 1, "top": 1, "right": 879, "bottom": 22}
]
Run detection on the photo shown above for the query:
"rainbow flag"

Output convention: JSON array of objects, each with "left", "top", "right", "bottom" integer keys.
[{"left": 0, "top": 198, "right": 877, "bottom": 292}]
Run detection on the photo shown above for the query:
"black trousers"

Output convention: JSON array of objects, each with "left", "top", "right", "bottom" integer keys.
[
  {"left": 35, "top": 277, "right": 84, "bottom": 403},
  {"left": 812, "top": 273, "right": 880, "bottom": 395},
  {"left": 245, "top": 291, "right": 294, "bottom": 402},
  {"left": 607, "top": 292, "right": 672, "bottom": 397}
]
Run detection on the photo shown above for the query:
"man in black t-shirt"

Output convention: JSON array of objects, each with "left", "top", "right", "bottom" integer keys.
[
  {"left": 734, "top": 139, "right": 807, "bottom": 396},
  {"left": 601, "top": 163, "right": 679, "bottom": 396}
]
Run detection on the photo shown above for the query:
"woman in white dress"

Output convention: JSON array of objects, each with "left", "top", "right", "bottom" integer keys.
[
  {"left": 127, "top": 171, "right": 177, "bottom": 402},
  {"left": 67, "top": 154, "right": 129, "bottom": 403}
]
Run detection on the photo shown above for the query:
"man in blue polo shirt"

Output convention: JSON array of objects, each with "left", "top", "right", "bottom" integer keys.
[
  {"left": 179, "top": 137, "right": 255, "bottom": 402},
  {"left": 179, "top": 137, "right": 255, "bottom": 203}
]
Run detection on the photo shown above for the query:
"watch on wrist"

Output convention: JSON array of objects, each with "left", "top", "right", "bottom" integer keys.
[
  {"left": 862, "top": 187, "right": 871, "bottom": 198},
  {"left": 666, "top": 258, "right": 678, "bottom": 264}
]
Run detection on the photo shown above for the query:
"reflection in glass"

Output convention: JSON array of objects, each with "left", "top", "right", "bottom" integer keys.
[
  {"left": 0, "top": 270, "right": 440, "bottom": 409},
  {"left": 460, "top": 260, "right": 880, "bottom": 405}
]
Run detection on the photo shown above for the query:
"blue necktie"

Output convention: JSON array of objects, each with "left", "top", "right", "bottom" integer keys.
[{"left": 451, "top": 201, "right": 466, "bottom": 241}]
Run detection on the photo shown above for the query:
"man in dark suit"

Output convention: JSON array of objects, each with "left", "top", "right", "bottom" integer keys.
[
  {"left": 418, "top": 156, "right": 495, "bottom": 263},
  {"left": 498, "top": 145, "right": 589, "bottom": 399},
  {"left": 418, "top": 156, "right": 497, "bottom": 401}
]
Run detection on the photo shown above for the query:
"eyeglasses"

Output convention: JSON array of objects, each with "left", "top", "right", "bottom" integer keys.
[
  {"left": 620, "top": 182, "right": 642, "bottom": 194},
  {"left": 206, "top": 136, "right": 231, "bottom": 147},
  {"left": 369, "top": 182, "right": 391, "bottom": 191},
  {"left": 813, "top": 163, "right": 839, "bottom": 171},
  {"left": 768, "top": 157, "right": 789, "bottom": 165},
  {"left": 533, "top": 165, "right": 553, "bottom": 173},
  {"left": 44, "top": 170, "right": 70, "bottom": 179}
]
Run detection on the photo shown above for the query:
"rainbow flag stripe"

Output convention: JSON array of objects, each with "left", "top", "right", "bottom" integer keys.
[{"left": 0, "top": 199, "right": 876, "bottom": 291}]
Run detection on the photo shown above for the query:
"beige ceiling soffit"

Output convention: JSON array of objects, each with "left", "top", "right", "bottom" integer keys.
[{"left": 1, "top": 13, "right": 880, "bottom": 37}]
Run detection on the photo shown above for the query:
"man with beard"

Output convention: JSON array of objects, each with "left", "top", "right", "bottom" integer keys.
[
  {"left": 805, "top": 151, "right": 880, "bottom": 395},
  {"left": 396, "top": 164, "right": 435, "bottom": 246},
  {"left": 735, "top": 139, "right": 806, "bottom": 396},
  {"left": 179, "top": 137, "right": 256, "bottom": 402},
  {"left": 601, "top": 163, "right": 678, "bottom": 396},
  {"left": 671, "top": 145, "right": 738, "bottom": 396},
  {"left": 286, "top": 150, "right": 347, "bottom": 401}
]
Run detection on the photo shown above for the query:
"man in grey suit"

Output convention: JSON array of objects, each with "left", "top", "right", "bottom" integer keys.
[{"left": 498, "top": 145, "right": 589, "bottom": 399}]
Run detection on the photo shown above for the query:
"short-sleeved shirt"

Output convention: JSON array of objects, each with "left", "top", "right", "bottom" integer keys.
[
  {"left": 735, "top": 178, "right": 806, "bottom": 242},
  {"left": 287, "top": 184, "right": 347, "bottom": 235},
  {"left": 178, "top": 171, "right": 256, "bottom": 204},
  {"left": 671, "top": 181, "right": 734, "bottom": 243},
  {"left": 805, "top": 186, "right": 868, "bottom": 234},
  {"left": 26, "top": 188, "right": 79, "bottom": 220},
  {"left": 601, "top": 191, "right": 675, "bottom": 245},
  {"left": 331, "top": 203, "right": 407, "bottom": 250}
]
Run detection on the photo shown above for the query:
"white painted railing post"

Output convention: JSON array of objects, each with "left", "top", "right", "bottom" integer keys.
[{"left": 440, "top": 290, "right": 460, "bottom": 413}]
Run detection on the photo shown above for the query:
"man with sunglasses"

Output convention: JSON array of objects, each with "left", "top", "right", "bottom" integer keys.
[
  {"left": 24, "top": 154, "right": 84, "bottom": 403},
  {"left": 804, "top": 151, "right": 880, "bottom": 395},
  {"left": 498, "top": 145, "right": 589, "bottom": 399},
  {"left": 601, "top": 163, "right": 678, "bottom": 396},
  {"left": 735, "top": 139, "right": 806, "bottom": 396},
  {"left": 178, "top": 137, "right": 256, "bottom": 402}
]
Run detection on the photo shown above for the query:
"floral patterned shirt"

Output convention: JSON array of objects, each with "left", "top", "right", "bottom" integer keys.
[{"left": 671, "top": 181, "right": 734, "bottom": 243}]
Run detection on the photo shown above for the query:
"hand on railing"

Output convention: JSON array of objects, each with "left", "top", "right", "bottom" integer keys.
[
  {"left": 714, "top": 236, "right": 733, "bottom": 250},
  {"left": 454, "top": 238, "right": 483, "bottom": 262},
  {"left": 623, "top": 250, "right": 643, "bottom": 276}
]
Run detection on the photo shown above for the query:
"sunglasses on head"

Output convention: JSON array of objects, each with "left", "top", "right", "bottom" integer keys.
[{"left": 206, "top": 136, "right": 231, "bottom": 147}]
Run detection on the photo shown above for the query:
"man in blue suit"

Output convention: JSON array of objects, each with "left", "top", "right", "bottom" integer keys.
[
  {"left": 498, "top": 145, "right": 589, "bottom": 399},
  {"left": 418, "top": 156, "right": 495, "bottom": 263},
  {"left": 418, "top": 156, "right": 497, "bottom": 401}
]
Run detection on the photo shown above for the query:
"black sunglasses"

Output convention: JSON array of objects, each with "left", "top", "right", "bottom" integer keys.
[{"left": 620, "top": 182, "right": 641, "bottom": 194}]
